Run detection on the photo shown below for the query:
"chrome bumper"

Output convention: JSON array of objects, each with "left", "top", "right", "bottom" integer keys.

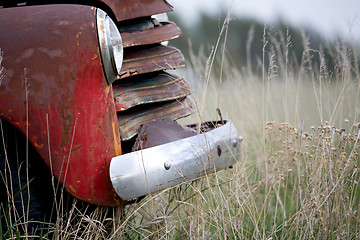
[{"left": 109, "top": 120, "right": 241, "bottom": 201}]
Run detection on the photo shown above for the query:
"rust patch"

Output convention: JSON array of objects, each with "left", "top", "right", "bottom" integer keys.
[
  {"left": 32, "top": 135, "right": 44, "bottom": 149},
  {"left": 60, "top": 103, "right": 73, "bottom": 148},
  {"left": 69, "top": 185, "right": 77, "bottom": 193},
  {"left": 117, "top": 96, "right": 195, "bottom": 141},
  {"left": 119, "top": 45, "right": 185, "bottom": 79},
  {"left": 122, "top": 21, "right": 182, "bottom": 48},
  {"left": 112, "top": 122, "right": 122, "bottom": 156},
  {"left": 56, "top": 145, "right": 83, "bottom": 157},
  {"left": 113, "top": 72, "right": 191, "bottom": 111},
  {"left": 132, "top": 120, "right": 196, "bottom": 151},
  {"left": 99, "top": 0, "right": 173, "bottom": 22}
]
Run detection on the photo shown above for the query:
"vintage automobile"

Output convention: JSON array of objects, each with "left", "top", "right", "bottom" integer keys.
[{"left": 0, "top": 0, "right": 241, "bottom": 228}]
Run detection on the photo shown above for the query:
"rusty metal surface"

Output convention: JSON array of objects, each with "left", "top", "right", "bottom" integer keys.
[
  {"left": 132, "top": 120, "right": 196, "bottom": 151},
  {"left": 99, "top": 0, "right": 173, "bottom": 22},
  {"left": 117, "top": 97, "right": 195, "bottom": 141},
  {"left": 0, "top": 5, "right": 123, "bottom": 206},
  {"left": 0, "top": 0, "right": 173, "bottom": 22},
  {"left": 119, "top": 18, "right": 155, "bottom": 33},
  {"left": 113, "top": 72, "right": 191, "bottom": 111},
  {"left": 121, "top": 22, "right": 182, "bottom": 48},
  {"left": 119, "top": 45, "right": 185, "bottom": 78}
]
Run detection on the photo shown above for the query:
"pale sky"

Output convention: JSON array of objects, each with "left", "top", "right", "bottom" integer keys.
[{"left": 170, "top": 0, "right": 360, "bottom": 39}]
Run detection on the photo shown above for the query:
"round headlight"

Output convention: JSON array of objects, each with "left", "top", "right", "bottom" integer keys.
[{"left": 97, "top": 9, "right": 123, "bottom": 84}]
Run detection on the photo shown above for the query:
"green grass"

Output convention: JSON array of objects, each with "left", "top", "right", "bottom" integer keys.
[{"left": 1, "top": 19, "right": 360, "bottom": 239}]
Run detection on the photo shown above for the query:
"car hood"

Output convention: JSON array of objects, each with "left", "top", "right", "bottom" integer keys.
[{"left": 0, "top": 0, "right": 173, "bottom": 22}]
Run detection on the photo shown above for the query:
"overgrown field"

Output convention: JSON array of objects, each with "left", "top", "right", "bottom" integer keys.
[
  {"left": 110, "top": 27, "right": 360, "bottom": 239},
  {"left": 1, "top": 23, "right": 360, "bottom": 239}
]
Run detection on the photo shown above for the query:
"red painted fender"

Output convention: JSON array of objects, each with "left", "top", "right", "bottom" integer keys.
[{"left": 0, "top": 5, "right": 124, "bottom": 206}]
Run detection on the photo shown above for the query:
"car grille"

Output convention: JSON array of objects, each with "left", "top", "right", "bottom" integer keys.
[{"left": 112, "top": 16, "right": 195, "bottom": 143}]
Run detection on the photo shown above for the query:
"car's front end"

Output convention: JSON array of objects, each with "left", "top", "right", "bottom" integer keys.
[{"left": 0, "top": 0, "right": 241, "bottom": 206}]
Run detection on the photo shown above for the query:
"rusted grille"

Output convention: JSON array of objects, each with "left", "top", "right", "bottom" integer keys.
[
  {"left": 113, "top": 16, "right": 194, "bottom": 143},
  {"left": 117, "top": 97, "right": 194, "bottom": 141},
  {"left": 113, "top": 72, "right": 191, "bottom": 111}
]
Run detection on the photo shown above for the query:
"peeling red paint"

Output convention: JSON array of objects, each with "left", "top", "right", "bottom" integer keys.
[
  {"left": 91, "top": 54, "right": 98, "bottom": 61},
  {"left": 0, "top": 1, "right": 188, "bottom": 207},
  {"left": 32, "top": 136, "right": 44, "bottom": 149},
  {"left": 0, "top": 5, "right": 123, "bottom": 206}
]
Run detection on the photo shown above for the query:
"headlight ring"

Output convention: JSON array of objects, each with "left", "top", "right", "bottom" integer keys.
[{"left": 97, "top": 8, "right": 123, "bottom": 84}]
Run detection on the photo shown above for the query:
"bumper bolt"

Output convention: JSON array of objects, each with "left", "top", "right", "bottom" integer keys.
[
  {"left": 232, "top": 136, "right": 243, "bottom": 148},
  {"left": 164, "top": 162, "right": 171, "bottom": 170}
]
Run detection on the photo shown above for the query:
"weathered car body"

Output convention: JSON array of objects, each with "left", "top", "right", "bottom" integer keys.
[{"left": 0, "top": 0, "right": 240, "bottom": 207}]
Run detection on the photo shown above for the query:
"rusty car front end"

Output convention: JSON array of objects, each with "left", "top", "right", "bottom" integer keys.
[{"left": 0, "top": 0, "right": 241, "bottom": 206}]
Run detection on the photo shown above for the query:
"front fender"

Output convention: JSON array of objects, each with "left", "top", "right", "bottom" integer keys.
[{"left": 0, "top": 5, "right": 123, "bottom": 206}]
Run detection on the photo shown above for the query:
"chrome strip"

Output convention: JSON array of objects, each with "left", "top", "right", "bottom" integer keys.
[
  {"left": 110, "top": 120, "right": 241, "bottom": 200},
  {"left": 96, "top": 8, "right": 123, "bottom": 84}
]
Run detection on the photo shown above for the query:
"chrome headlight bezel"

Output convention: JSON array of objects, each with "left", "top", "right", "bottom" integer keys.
[{"left": 96, "top": 8, "right": 123, "bottom": 84}]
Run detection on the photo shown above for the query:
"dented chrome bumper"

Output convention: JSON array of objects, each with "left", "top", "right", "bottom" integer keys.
[{"left": 110, "top": 120, "right": 241, "bottom": 201}]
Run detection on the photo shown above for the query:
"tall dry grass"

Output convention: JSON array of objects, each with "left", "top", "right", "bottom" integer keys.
[
  {"left": 109, "top": 21, "right": 360, "bottom": 239},
  {"left": 1, "top": 17, "right": 360, "bottom": 239}
]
